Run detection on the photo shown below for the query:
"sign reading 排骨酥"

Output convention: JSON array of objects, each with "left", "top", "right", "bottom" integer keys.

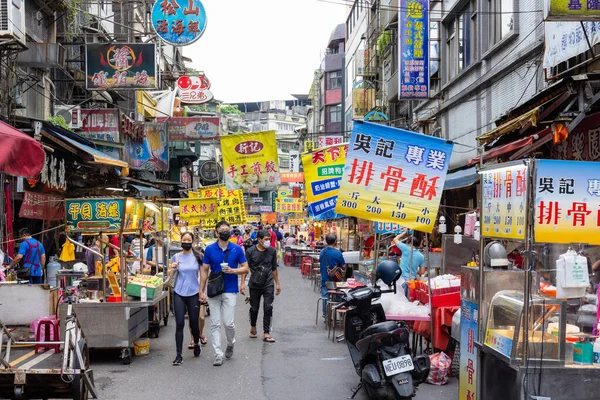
[{"left": 335, "top": 122, "right": 453, "bottom": 233}]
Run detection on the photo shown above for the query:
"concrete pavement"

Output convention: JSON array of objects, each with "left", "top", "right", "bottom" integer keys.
[{"left": 91, "top": 265, "right": 458, "bottom": 400}]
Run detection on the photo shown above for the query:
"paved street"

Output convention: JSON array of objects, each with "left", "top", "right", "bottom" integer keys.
[{"left": 91, "top": 265, "right": 457, "bottom": 400}]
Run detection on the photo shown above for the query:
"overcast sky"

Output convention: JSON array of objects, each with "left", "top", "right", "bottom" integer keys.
[{"left": 185, "top": 0, "right": 349, "bottom": 104}]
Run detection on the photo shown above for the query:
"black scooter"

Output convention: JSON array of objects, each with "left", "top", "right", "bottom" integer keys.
[{"left": 335, "top": 283, "right": 430, "bottom": 400}]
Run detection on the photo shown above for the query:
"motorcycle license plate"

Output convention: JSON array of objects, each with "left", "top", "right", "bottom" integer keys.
[{"left": 382, "top": 355, "right": 414, "bottom": 377}]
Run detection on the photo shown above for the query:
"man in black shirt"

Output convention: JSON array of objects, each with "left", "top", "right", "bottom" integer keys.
[{"left": 241, "top": 230, "right": 281, "bottom": 342}]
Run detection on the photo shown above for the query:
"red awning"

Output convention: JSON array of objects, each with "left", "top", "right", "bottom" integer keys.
[
  {"left": 468, "top": 128, "right": 551, "bottom": 166},
  {"left": 0, "top": 121, "right": 45, "bottom": 177}
]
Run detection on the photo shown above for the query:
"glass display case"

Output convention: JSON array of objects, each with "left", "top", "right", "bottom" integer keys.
[{"left": 483, "top": 290, "right": 567, "bottom": 367}]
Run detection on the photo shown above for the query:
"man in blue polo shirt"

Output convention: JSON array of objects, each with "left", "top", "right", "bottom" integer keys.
[{"left": 200, "top": 220, "right": 249, "bottom": 366}]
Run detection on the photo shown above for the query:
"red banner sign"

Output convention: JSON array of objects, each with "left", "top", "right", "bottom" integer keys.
[{"left": 19, "top": 192, "right": 64, "bottom": 221}]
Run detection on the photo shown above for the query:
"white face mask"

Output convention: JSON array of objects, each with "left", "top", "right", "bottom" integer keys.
[{"left": 263, "top": 241, "right": 271, "bottom": 248}]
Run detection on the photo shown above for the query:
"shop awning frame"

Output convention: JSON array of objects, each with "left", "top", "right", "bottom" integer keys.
[
  {"left": 444, "top": 166, "right": 480, "bottom": 191},
  {"left": 130, "top": 184, "right": 163, "bottom": 197}
]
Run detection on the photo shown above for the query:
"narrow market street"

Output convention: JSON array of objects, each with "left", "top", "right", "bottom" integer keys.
[{"left": 91, "top": 265, "right": 457, "bottom": 400}]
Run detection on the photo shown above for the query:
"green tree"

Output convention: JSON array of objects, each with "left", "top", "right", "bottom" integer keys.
[
  {"left": 220, "top": 104, "right": 243, "bottom": 115},
  {"left": 47, "top": 115, "right": 72, "bottom": 131}
]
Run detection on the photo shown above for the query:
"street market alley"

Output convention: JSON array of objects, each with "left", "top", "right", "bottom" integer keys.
[{"left": 90, "top": 265, "right": 457, "bottom": 400}]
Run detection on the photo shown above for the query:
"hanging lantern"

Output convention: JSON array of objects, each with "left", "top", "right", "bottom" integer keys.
[
  {"left": 454, "top": 225, "right": 463, "bottom": 244},
  {"left": 473, "top": 221, "right": 481, "bottom": 241},
  {"left": 438, "top": 216, "right": 447, "bottom": 234}
]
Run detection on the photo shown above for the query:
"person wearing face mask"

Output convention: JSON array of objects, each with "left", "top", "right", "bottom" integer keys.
[
  {"left": 169, "top": 231, "right": 204, "bottom": 366},
  {"left": 200, "top": 221, "right": 249, "bottom": 366},
  {"left": 241, "top": 230, "right": 281, "bottom": 343}
]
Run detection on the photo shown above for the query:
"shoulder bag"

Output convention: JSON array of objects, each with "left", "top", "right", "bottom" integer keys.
[
  {"left": 164, "top": 253, "right": 180, "bottom": 289},
  {"left": 248, "top": 248, "right": 272, "bottom": 288},
  {"left": 325, "top": 248, "right": 345, "bottom": 282},
  {"left": 207, "top": 250, "right": 229, "bottom": 298}
]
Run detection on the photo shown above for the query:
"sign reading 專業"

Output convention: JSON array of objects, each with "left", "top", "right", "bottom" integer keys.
[
  {"left": 166, "top": 116, "right": 220, "bottom": 142},
  {"left": 480, "top": 164, "right": 528, "bottom": 240},
  {"left": 86, "top": 43, "right": 156, "bottom": 90},
  {"left": 151, "top": 0, "right": 207, "bottom": 46},
  {"left": 66, "top": 199, "right": 125, "bottom": 232},
  {"left": 335, "top": 122, "right": 452, "bottom": 232},
  {"left": 221, "top": 131, "right": 280, "bottom": 191},
  {"left": 399, "top": 0, "right": 429, "bottom": 99},
  {"left": 545, "top": 0, "right": 600, "bottom": 21},
  {"left": 534, "top": 159, "right": 600, "bottom": 245}
]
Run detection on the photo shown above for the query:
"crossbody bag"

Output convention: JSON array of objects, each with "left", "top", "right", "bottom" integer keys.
[
  {"left": 207, "top": 249, "right": 229, "bottom": 298},
  {"left": 325, "top": 248, "right": 344, "bottom": 282}
]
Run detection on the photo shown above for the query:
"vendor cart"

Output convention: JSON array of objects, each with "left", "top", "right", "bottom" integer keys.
[{"left": 0, "top": 304, "right": 97, "bottom": 399}]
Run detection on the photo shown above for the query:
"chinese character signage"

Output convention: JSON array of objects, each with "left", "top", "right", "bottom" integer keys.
[
  {"left": 544, "top": 22, "right": 600, "bottom": 69},
  {"left": 221, "top": 131, "right": 280, "bottom": 190},
  {"left": 182, "top": 185, "right": 247, "bottom": 228},
  {"left": 275, "top": 198, "right": 302, "bottom": 213},
  {"left": 459, "top": 301, "right": 479, "bottom": 400},
  {"left": 176, "top": 75, "right": 213, "bottom": 104},
  {"left": 27, "top": 153, "right": 67, "bottom": 193},
  {"left": 151, "top": 0, "right": 207, "bottom": 45},
  {"left": 545, "top": 0, "right": 600, "bottom": 21},
  {"left": 288, "top": 218, "right": 305, "bottom": 226},
  {"left": 304, "top": 141, "right": 315, "bottom": 153},
  {"left": 166, "top": 116, "right": 220, "bottom": 142},
  {"left": 280, "top": 172, "right": 304, "bottom": 183},
  {"left": 302, "top": 143, "right": 348, "bottom": 220},
  {"left": 534, "top": 159, "right": 600, "bottom": 244},
  {"left": 78, "top": 109, "right": 121, "bottom": 143},
  {"left": 480, "top": 164, "right": 528, "bottom": 239},
  {"left": 199, "top": 160, "right": 222, "bottom": 183},
  {"left": 66, "top": 199, "right": 125, "bottom": 232},
  {"left": 335, "top": 122, "right": 452, "bottom": 232},
  {"left": 86, "top": 43, "right": 156, "bottom": 90},
  {"left": 246, "top": 215, "right": 261, "bottom": 224},
  {"left": 399, "top": 0, "right": 429, "bottom": 99},
  {"left": 317, "top": 136, "right": 344, "bottom": 149},
  {"left": 289, "top": 150, "right": 300, "bottom": 173},
  {"left": 179, "top": 198, "right": 218, "bottom": 227},
  {"left": 125, "top": 122, "right": 169, "bottom": 171},
  {"left": 20, "top": 192, "right": 64, "bottom": 221}
]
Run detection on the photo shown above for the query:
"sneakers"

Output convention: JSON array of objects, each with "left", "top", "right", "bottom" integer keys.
[
  {"left": 194, "top": 344, "right": 201, "bottom": 357},
  {"left": 225, "top": 345, "right": 234, "bottom": 359},
  {"left": 172, "top": 355, "right": 183, "bottom": 366},
  {"left": 213, "top": 355, "right": 224, "bottom": 366}
]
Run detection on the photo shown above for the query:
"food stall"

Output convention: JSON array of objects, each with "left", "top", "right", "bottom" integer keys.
[{"left": 58, "top": 197, "right": 167, "bottom": 364}]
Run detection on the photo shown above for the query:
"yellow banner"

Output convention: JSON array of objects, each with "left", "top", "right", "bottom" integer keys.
[
  {"left": 480, "top": 164, "right": 528, "bottom": 240},
  {"left": 288, "top": 218, "right": 305, "bottom": 225},
  {"left": 221, "top": 131, "right": 280, "bottom": 190},
  {"left": 246, "top": 215, "right": 261, "bottom": 224},
  {"left": 180, "top": 185, "right": 247, "bottom": 229},
  {"left": 547, "top": 0, "right": 600, "bottom": 20},
  {"left": 304, "top": 141, "right": 315, "bottom": 153},
  {"left": 275, "top": 198, "right": 302, "bottom": 213}
]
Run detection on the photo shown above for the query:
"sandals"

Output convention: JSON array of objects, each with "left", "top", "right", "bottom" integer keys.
[
  {"left": 189, "top": 336, "right": 207, "bottom": 348},
  {"left": 250, "top": 329, "right": 257, "bottom": 339},
  {"left": 263, "top": 336, "right": 276, "bottom": 343}
]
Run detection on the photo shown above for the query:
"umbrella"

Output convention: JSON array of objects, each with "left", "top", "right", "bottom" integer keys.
[{"left": 0, "top": 121, "right": 45, "bottom": 177}]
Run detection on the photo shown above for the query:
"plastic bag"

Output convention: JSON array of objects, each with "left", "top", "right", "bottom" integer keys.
[{"left": 426, "top": 352, "right": 452, "bottom": 385}]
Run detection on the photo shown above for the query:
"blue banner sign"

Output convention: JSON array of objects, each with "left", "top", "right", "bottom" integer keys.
[{"left": 399, "top": 0, "right": 429, "bottom": 99}]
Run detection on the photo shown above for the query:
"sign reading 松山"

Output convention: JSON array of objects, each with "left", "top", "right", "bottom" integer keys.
[{"left": 151, "top": 0, "right": 207, "bottom": 46}]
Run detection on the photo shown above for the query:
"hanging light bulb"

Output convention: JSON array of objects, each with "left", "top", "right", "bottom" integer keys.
[
  {"left": 473, "top": 221, "right": 481, "bottom": 241},
  {"left": 454, "top": 225, "right": 463, "bottom": 244},
  {"left": 438, "top": 216, "right": 447, "bottom": 234}
]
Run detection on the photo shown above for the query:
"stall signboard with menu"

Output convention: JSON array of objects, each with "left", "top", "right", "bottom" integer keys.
[
  {"left": 534, "top": 159, "right": 600, "bottom": 245},
  {"left": 66, "top": 198, "right": 125, "bottom": 232},
  {"left": 459, "top": 300, "right": 478, "bottom": 400},
  {"left": 181, "top": 185, "right": 246, "bottom": 228},
  {"left": 480, "top": 163, "right": 528, "bottom": 240}
]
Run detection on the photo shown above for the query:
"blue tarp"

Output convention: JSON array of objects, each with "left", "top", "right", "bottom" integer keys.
[{"left": 443, "top": 166, "right": 479, "bottom": 191}]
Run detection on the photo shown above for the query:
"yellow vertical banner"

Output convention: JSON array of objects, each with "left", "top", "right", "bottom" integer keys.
[{"left": 220, "top": 131, "right": 280, "bottom": 191}]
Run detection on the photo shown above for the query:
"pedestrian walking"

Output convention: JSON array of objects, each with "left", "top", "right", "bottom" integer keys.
[
  {"left": 241, "top": 230, "right": 281, "bottom": 343},
  {"left": 200, "top": 221, "right": 249, "bottom": 366},
  {"left": 169, "top": 231, "right": 204, "bottom": 366}
]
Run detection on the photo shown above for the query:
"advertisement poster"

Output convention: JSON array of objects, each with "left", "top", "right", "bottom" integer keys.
[
  {"left": 179, "top": 198, "right": 217, "bottom": 227},
  {"left": 545, "top": 0, "right": 600, "bottom": 20},
  {"left": 66, "top": 199, "right": 125, "bottom": 232},
  {"left": 280, "top": 172, "right": 304, "bottom": 183},
  {"left": 275, "top": 198, "right": 302, "bottom": 213},
  {"left": 221, "top": 131, "right": 280, "bottom": 190},
  {"left": 183, "top": 185, "right": 247, "bottom": 228},
  {"left": 20, "top": 192, "right": 64, "bottom": 221},
  {"left": 302, "top": 143, "right": 348, "bottom": 220},
  {"left": 126, "top": 123, "right": 169, "bottom": 172},
  {"left": 399, "top": 0, "right": 429, "bottom": 99},
  {"left": 151, "top": 0, "right": 207, "bottom": 45},
  {"left": 86, "top": 43, "right": 156, "bottom": 90},
  {"left": 535, "top": 159, "right": 600, "bottom": 245},
  {"left": 246, "top": 215, "right": 261, "bottom": 224},
  {"left": 261, "top": 212, "right": 277, "bottom": 225},
  {"left": 166, "top": 117, "right": 220, "bottom": 142},
  {"left": 459, "top": 300, "right": 479, "bottom": 400},
  {"left": 480, "top": 164, "right": 528, "bottom": 239},
  {"left": 78, "top": 109, "right": 120, "bottom": 143},
  {"left": 335, "top": 122, "right": 453, "bottom": 232},
  {"left": 544, "top": 21, "right": 600, "bottom": 69}
]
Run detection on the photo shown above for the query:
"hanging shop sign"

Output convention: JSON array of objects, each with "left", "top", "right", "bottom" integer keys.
[
  {"left": 252, "top": 197, "right": 263, "bottom": 204},
  {"left": 126, "top": 122, "right": 169, "bottom": 171},
  {"left": 480, "top": 163, "right": 528, "bottom": 240},
  {"left": 317, "top": 136, "right": 344, "bottom": 149},
  {"left": 287, "top": 218, "right": 305, "bottom": 226},
  {"left": 166, "top": 116, "right": 220, "bottom": 142},
  {"left": 26, "top": 153, "right": 67, "bottom": 193},
  {"left": 261, "top": 212, "right": 277, "bottom": 225},
  {"left": 275, "top": 198, "right": 302, "bottom": 213},
  {"left": 66, "top": 198, "right": 125, "bottom": 232},
  {"left": 86, "top": 43, "right": 156, "bottom": 90},
  {"left": 398, "top": 0, "right": 429, "bottom": 99},
  {"left": 335, "top": 122, "right": 453, "bottom": 232},
  {"left": 221, "top": 131, "right": 280, "bottom": 191},
  {"left": 176, "top": 75, "right": 213, "bottom": 103},
  {"left": 280, "top": 172, "right": 304, "bottom": 183},
  {"left": 246, "top": 215, "right": 261, "bottom": 224},
  {"left": 179, "top": 198, "right": 218, "bottom": 227},
  {"left": 289, "top": 150, "right": 300, "bottom": 173},
  {"left": 543, "top": 21, "right": 600, "bottom": 69},
  {"left": 199, "top": 160, "right": 222, "bottom": 183},
  {"left": 151, "top": 0, "right": 207, "bottom": 46},
  {"left": 459, "top": 301, "right": 479, "bottom": 400},
  {"left": 78, "top": 109, "right": 121, "bottom": 143},
  {"left": 181, "top": 185, "right": 247, "bottom": 228},
  {"left": 20, "top": 192, "right": 64, "bottom": 221},
  {"left": 352, "top": 87, "right": 376, "bottom": 119},
  {"left": 545, "top": 0, "right": 600, "bottom": 21},
  {"left": 534, "top": 159, "right": 600, "bottom": 245},
  {"left": 553, "top": 112, "right": 600, "bottom": 161},
  {"left": 260, "top": 206, "right": 273, "bottom": 212},
  {"left": 304, "top": 141, "right": 315, "bottom": 153},
  {"left": 302, "top": 143, "right": 348, "bottom": 220}
]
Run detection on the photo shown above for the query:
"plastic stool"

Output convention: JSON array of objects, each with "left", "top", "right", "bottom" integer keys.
[{"left": 35, "top": 319, "right": 60, "bottom": 354}]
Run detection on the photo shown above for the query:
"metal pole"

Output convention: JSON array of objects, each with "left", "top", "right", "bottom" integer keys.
[
  {"left": 425, "top": 233, "right": 434, "bottom": 350},
  {"left": 120, "top": 233, "right": 126, "bottom": 302},
  {"left": 522, "top": 159, "right": 535, "bottom": 367}
]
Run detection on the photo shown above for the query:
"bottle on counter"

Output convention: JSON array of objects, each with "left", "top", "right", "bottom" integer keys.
[
  {"left": 141, "top": 284, "right": 147, "bottom": 302},
  {"left": 593, "top": 338, "right": 600, "bottom": 365}
]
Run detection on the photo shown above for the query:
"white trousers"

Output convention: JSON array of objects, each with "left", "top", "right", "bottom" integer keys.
[{"left": 208, "top": 292, "right": 237, "bottom": 357}]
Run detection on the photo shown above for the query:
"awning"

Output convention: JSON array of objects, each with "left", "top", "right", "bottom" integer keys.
[
  {"left": 469, "top": 128, "right": 551, "bottom": 166},
  {"left": 44, "top": 127, "right": 128, "bottom": 169},
  {"left": 476, "top": 107, "right": 540, "bottom": 145},
  {"left": 130, "top": 184, "right": 163, "bottom": 197},
  {"left": 443, "top": 166, "right": 479, "bottom": 191},
  {"left": 0, "top": 121, "right": 45, "bottom": 177}
]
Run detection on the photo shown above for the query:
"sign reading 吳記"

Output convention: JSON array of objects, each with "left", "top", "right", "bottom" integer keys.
[
  {"left": 399, "top": 0, "right": 429, "bottom": 99},
  {"left": 66, "top": 199, "right": 125, "bottom": 232},
  {"left": 335, "top": 122, "right": 453, "bottom": 232},
  {"left": 86, "top": 43, "right": 156, "bottom": 90},
  {"left": 151, "top": 0, "right": 207, "bottom": 46},
  {"left": 480, "top": 164, "right": 528, "bottom": 240},
  {"left": 534, "top": 159, "right": 600, "bottom": 245}
]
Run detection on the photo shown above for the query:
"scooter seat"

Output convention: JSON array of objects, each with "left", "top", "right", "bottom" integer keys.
[{"left": 360, "top": 321, "right": 398, "bottom": 339}]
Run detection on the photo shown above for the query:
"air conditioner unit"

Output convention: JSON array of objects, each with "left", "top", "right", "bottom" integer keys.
[
  {"left": 54, "top": 105, "right": 82, "bottom": 129},
  {"left": 0, "top": 0, "right": 26, "bottom": 46}
]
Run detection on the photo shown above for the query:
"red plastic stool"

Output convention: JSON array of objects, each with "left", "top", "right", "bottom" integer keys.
[
  {"left": 301, "top": 257, "right": 312, "bottom": 276},
  {"left": 35, "top": 319, "right": 60, "bottom": 354}
]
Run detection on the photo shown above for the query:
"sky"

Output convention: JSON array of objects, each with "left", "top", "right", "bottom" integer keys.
[{"left": 185, "top": 0, "right": 350, "bottom": 104}]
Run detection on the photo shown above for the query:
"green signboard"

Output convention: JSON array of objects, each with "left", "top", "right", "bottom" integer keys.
[{"left": 66, "top": 199, "right": 125, "bottom": 232}]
